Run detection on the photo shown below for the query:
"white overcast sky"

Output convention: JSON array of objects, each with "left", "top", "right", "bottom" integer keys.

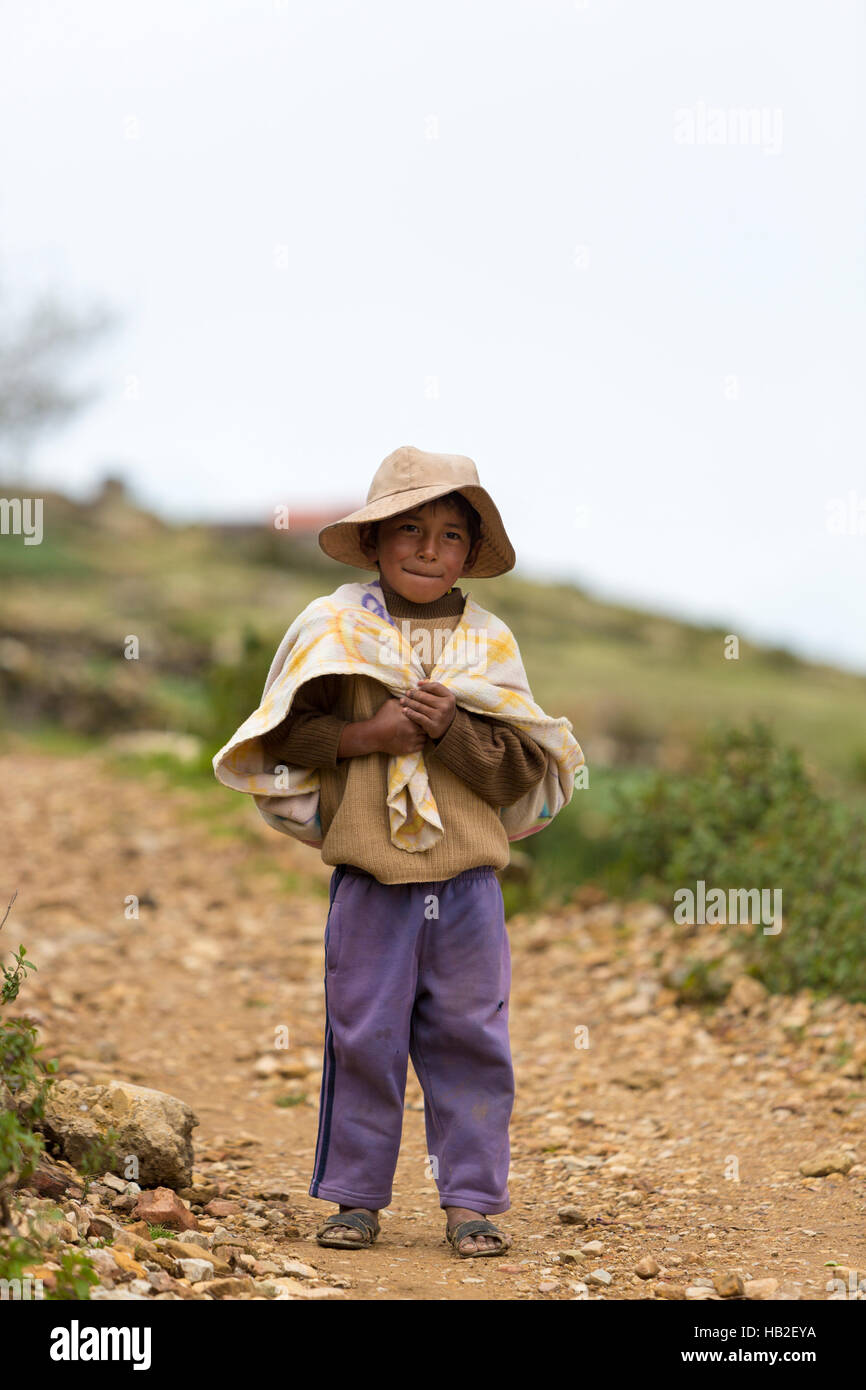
[{"left": 1, "top": 0, "right": 864, "bottom": 671}]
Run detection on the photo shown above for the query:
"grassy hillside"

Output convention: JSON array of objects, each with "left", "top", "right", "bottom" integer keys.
[{"left": 1, "top": 479, "right": 864, "bottom": 807}]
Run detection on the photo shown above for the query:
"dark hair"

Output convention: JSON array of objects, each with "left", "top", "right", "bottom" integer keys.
[
  {"left": 435, "top": 491, "right": 482, "bottom": 549},
  {"left": 361, "top": 492, "right": 481, "bottom": 552}
]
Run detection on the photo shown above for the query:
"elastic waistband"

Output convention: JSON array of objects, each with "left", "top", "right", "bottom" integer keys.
[{"left": 338, "top": 863, "right": 498, "bottom": 888}]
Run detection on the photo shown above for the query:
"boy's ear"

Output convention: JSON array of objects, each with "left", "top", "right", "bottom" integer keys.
[
  {"left": 358, "top": 522, "right": 378, "bottom": 562},
  {"left": 461, "top": 536, "right": 482, "bottom": 574}
]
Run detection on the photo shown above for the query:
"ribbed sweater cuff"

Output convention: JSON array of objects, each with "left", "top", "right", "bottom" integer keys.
[
  {"left": 303, "top": 717, "right": 349, "bottom": 768},
  {"left": 262, "top": 714, "right": 348, "bottom": 770},
  {"left": 431, "top": 705, "right": 476, "bottom": 761}
]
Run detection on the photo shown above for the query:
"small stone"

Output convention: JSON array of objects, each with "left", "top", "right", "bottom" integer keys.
[
  {"left": 744, "top": 1277, "right": 779, "bottom": 1300},
  {"left": 609, "top": 1067, "right": 663, "bottom": 1090},
  {"left": 538, "top": 1280, "right": 559, "bottom": 1293},
  {"left": 86, "top": 1249, "right": 120, "bottom": 1283},
  {"left": 176, "top": 1258, "right": 214, "bottom": 1282},
  {"left": 193, "top": 1275, "right": 255, "bottom": 1298},
  {"left": 111, "top": 1249, "right": 147, "bottom": 1280},
  {"left": 204, "top": 1199, "right": 242, "bottom": 1218},
  {"left": 558, "top": 1250, "right": 584, "bottom": 1265},
  {"left": 131, "top": 1187, "right": 198, "bottom": 1232},
  {"left": 713, "top": 1272, "right": 745, "bottom": 1298},
  {"left": 256, "top": 1183, "right": 293, "bottom": 1202},
  {"left": 557, "top": 1205, "right": 588, "bottom": 1226},
  {"left": 580, "top": 1240, "right": 604, "bottom": 1255},
  {"left": 124, "top": 1220, "right": 152, "bottom": 1241},
  {"left": 86, "top": 1214, "right": 118, "bottom": 1240},
  {"left": 587, "top": 1268, "right": 612, "bottom": 1286},
  {"left": 654, "top": 1282, "right": 685, "bottom": 1300},
  {"left": 726, "top": 976, "right": 768, "bottom": 1011},
  {"left": 635, "top": 1257, "right": 660, "bottom": 1279},
  {"left": 269, "top": 1276, "right": 321, "bottom": 1298},
  {"left": 101, "top": 1173, "right": 130, "bottom": 1194},
  {"left": 279, "top": 1259, "right": 318, "bottom": 1278},
  {"left": 686, "top": 1286, "right": 720, "bottom": 1300},
  {"left": 154, "top": 1239, "right": 214, "bottom": 1259},
  {"left": 211, "top": 1228, "right": 246, "bottom": 1245},
  {"left": 798, "top": 1150, "right": 855, "bottom": 1177},
  {"left": 159, "top": 1241, "right": 232, "bottom": 1275},
  {"left": 213, "top": 1245, "right": 244, "bottom": 1266},
  {"left": 771, "top": 1094, "right": 803, "bottom": 1114}
]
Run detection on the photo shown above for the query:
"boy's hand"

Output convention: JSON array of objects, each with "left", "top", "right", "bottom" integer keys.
[
  {"left": 366, "top": 697, "right": 428, "bottom": 756},
  {"left": 399, "top": 681, "right": 456, "bottom": 741}
]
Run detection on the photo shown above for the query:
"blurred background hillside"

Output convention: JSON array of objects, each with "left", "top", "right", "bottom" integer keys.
[{"left": 2, "top": 468, "right": 866, "bottom": 805}]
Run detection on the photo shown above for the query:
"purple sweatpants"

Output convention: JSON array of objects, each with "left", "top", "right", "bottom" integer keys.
[{"left": 309, "top": 862, "right": 514, "bottom": 1214}]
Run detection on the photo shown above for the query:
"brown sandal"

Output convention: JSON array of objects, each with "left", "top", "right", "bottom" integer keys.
[
  {"left": 315, "top": 1209, "right": 380, "bottom": 1248},
  {"left": 446, "top": 1217, "right": 510, "bottom": 1258}
]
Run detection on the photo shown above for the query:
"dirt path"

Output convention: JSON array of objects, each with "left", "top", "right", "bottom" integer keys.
[{"left": 4, "top": 746, "right": 865, "bottom": 1300}]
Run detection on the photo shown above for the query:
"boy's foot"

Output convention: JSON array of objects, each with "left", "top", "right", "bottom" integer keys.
[
  {"left": 318, "top": 1205, "right": 380, "bottom": 1243},
  {"left": 444, "top": 1205, "right": 507, "bottom": 1255}
]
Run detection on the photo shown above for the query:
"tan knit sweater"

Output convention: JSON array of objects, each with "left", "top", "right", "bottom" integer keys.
[{"left": 260, "top": 579, "right": 547, "bottom": 883}]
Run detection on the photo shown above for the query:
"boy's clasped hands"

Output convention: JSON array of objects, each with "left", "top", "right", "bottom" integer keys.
[{"left": 367, "top": 681, "right": 456, "bottom": 755}]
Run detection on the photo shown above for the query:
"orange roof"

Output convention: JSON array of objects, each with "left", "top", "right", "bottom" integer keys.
[{"left": 288, "top": 504, "right": 360, "bottom": 534}]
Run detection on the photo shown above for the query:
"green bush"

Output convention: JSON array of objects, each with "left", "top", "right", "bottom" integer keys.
[
  {"left": 0, "top": 892, "right": 98, "bottom": 1299},
  {"left": 503, "top": 765, "right": 658, "bottom": 917},
  {"left": 203, "top": 624, "right": 274, "bottom": 752},
  {"left": 609, "top": 721, "right": 866, "bottom": 1001},
  {"left": 0, "top": 894, "right": 57, "bottom": 1227}
]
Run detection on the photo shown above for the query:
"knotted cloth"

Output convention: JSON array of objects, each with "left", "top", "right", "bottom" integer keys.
[{"left": 212, "top": 580, "right": 585, "bottom": 851}]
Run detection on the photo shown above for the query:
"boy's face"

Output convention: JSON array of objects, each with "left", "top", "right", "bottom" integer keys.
[{"left": 359, "top": 499, "right": 481, "bottom": 603}]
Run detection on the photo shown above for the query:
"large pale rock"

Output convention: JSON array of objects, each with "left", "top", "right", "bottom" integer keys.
[{"left": 21, "top": 1078, "right": 198, "bottom": 1189}]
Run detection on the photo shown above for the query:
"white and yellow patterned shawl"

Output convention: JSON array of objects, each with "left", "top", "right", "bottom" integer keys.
[{"left": 212, "top": 579, "right": 585, "bottom": 852}]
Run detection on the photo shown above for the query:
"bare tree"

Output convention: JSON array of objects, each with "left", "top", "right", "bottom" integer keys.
[{"left": 0, "top": 280, "right": 118, "bottom": 474}]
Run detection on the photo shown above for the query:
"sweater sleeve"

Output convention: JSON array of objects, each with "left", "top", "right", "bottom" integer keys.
[
  {"left": 259, "top": 674, "right": 349, "bottom": 770},
  {"left": 428, "top": 706, "right": 548, "bottom": 807}
]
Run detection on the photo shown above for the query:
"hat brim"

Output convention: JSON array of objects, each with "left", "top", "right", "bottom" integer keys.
[{"left": 316, "top": 483, "right": 515, "bottom": 579}]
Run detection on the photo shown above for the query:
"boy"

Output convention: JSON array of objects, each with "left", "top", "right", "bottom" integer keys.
[{"left": 214, "top": 445, "right": 583, "bottom": 1257}]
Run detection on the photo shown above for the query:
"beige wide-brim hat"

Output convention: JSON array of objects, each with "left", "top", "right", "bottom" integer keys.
[{"left": 317, "top": 444, "right": 516, "bottom": 579}]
